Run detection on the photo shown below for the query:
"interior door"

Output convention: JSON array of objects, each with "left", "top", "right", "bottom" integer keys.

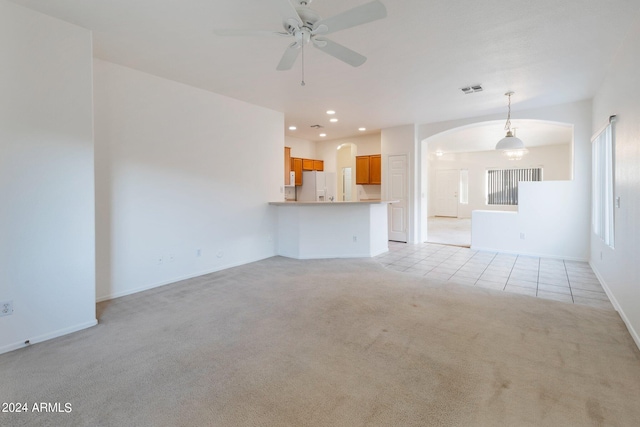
[
  {"left": 435, "top": 169, "right": 459, "bottom": 217},
  {"left": 388, "top": 155, "right": 408, "bottom": 242}
]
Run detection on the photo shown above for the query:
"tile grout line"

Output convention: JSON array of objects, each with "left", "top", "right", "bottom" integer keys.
[
  {"left": 503, "top": 255, "right": 518, "bottom": 291},
  {"left": 445, "top": 246, "right": 479, "bottom": 282},
  {"left": 472, "top": 251, "right": 498, "bottom": 286},
  {"left": 425, "top": 245, "right": 469, "bottom": 280},
  {"left": 563, "top": 259, "right": 575, "bottom": 303},
  {"left": 380, "top": 243, "right": 613, "bottom": 309}
]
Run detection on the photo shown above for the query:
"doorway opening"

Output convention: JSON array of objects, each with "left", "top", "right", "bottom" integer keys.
[
  {"left": 336, "top": 143, "right": 357, "bottom": 201},
  {"left": 342, "top": 167, "right": 353, "bottom": 201},
  {"left": 421, "top": 119, "right": 574, "bottom": 247}
]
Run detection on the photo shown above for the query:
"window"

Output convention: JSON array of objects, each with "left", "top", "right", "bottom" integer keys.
[
  {"left": 486, "top": 168, "right": 542, "bottom": 205},
  {"left": 592, "top": 122, "right": 615, "bottom": 248}
]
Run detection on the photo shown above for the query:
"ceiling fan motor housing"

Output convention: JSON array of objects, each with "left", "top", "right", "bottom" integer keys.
[{"left": 295, "top": 7, "right": 321, "bottom": 30}]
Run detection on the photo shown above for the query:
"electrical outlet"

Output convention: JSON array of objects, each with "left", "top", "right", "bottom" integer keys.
[
  {"left": 0, "top": 300, "right": 13, "bottom": 317},
  {"left": 353, "top": 235, "right": 358, "bottom": 242},
  {"left": 168, "top": 254, "right": 175, "bottom": 262}
]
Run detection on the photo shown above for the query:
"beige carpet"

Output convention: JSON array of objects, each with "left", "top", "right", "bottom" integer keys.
[{"left": 2, "top": 257, "right": 640, "bottom": 426}]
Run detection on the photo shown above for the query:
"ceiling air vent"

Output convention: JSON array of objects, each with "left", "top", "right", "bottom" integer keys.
[
  {"left": 461, "top": 84, "right": 483, "bottom": 94},
  {"left": 310, "top": 124, "right": 324, "bottom": 128}
]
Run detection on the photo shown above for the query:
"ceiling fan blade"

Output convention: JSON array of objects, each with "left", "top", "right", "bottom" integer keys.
[
  {"left": 214, "top": 29, "right": 291, "bottom": 37},
  {"left": 313, "top": 0, "right": 387, "bottom": 35},
  {"left": 277, "top": 0, "right": 303, "bottom": 27},
  {"left": 277, "top": 42, "right": 301, "bottom": 71},
  {"left": 313, "top": 37, "right": 366, "bottom": 67}
]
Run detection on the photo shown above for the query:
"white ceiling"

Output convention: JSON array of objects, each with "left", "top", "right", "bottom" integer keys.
[
  {"left": 10, "top": 0, "right": 640, "bottom": 142},
  {"left": 426, "top": 120, "right": 573, "bottom": 154}
]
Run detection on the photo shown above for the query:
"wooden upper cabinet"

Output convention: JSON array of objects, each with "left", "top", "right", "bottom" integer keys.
[
  {"left": 355, "top": 156, "right": 371, "bottom": 185},
  {"left": 284, "top": 147, "right": 291, "bottom": 185},
  {"left": 302, "top": 159, "right": 314, "bottom": 171},
  {"left": 288, "top": 156, "right": 324, "bottom": 185},
  {"left": 291, "top": 157, "right": 303, "bottom": 186},
  {"left": 356, "top": 154, "right": 381, "bottom": 185},
  {"left": 369, "top": 155, "right": 381, "bottom": 184}
]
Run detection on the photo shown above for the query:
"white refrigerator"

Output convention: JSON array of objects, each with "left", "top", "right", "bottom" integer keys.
[{"left": 298, "top": 171, "right": 337, "bottom": 202}]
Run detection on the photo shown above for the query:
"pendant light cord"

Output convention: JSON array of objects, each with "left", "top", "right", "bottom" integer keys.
[{"left": 504, "top": 92, "right": 512, "bottom": 132}]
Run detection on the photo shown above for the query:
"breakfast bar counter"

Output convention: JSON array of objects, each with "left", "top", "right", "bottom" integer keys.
[{"left": 268, "top": 200, "right": 396, "bottom": 259}]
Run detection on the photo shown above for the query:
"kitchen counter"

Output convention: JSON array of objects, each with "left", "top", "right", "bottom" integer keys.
[
  {"left": 269, "top": 200, "right": 397, "bottom": 259},
  {"left": 269, "top": 200, "right": 392, "bottom": 206}
]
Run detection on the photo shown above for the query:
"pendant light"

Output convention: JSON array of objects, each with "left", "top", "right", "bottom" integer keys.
[{"left": 496, "top": 91, "right": 528, "bottom": 160}]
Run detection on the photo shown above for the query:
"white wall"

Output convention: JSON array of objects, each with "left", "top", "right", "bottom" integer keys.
[
  {"left": 94, "top": 60, "right": 283, "bottom": 301},
  {"left": 418, "top": 100, "right": 592, "bottom": 259},
  {"left": 285, "top": 135, "right": 316, "bottom": 160},
  {"left": 591, "top": 12, "right": 640, "bottom": 349},
  {"left": 315, "top": 132, "right": 382, "bottom": 173},
  {"left": 0, "top": 1, "right": 96, "bottom": 354},
  {"left": 428, "top": 144, "right": 572, "bottom": 218}
]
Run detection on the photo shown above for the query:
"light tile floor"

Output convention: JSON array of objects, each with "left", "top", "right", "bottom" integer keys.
[{"left": 375, "top": 242, "right": 614, "bottom": 310}]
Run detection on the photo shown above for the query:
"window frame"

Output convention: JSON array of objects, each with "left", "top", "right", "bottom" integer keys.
[{"left": 591, "top": 121, "right": 615, "bottom": 248}]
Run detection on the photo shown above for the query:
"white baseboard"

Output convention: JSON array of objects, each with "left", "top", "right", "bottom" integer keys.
[
  {"left": 0, "top": 319, "right": 97, "bottom": 355},
  {"left": 96, "top": 255, "right": 273, "bottom": 303},
  {"left": 590, "top": 263, "right": 640, "bottom": 351}
]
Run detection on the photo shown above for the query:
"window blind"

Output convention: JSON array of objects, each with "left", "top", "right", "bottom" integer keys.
[{"left": 487, "top": 168, "right": 542, "bottom": 206}]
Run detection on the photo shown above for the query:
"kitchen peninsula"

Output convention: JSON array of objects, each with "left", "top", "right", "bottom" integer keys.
[{"left": 269, "top": 200, "right": 396, "bottom": 259}]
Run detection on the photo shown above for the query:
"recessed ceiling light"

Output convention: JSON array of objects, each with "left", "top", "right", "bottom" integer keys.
[
  {"left": 330, "top": 118, "right": 338, "bottom": 123},
  {"left": 326, "top": 110, "right": 336, "bottom": 115},
  {"left": 435, "top": 151, "right": 444, "bottom": 157},
  {"left": 358, "top": 127, "right": 366, "bottom": 131},
  {"left": 319, "top": 133, "right": 327, "bottom": 137},
  {"left": 288, "top": 126, "right": 297, "bottom": 130}
]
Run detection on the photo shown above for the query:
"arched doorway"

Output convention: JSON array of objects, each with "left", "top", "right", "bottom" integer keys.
[
  {"left": 336, "top": 143, "right": 357, "bottom": 201},
  {"left": 421, "top": 119, "right": 574, "bottom": 247}
]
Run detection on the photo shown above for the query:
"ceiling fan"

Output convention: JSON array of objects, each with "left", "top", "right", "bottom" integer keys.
[{"left": 214, "top": 0, "right": 387, "bottom": 71}]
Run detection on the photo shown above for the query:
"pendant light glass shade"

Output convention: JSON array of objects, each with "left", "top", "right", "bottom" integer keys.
[{"left": 496, "top": 130, "right": 525, "bottom": 150}]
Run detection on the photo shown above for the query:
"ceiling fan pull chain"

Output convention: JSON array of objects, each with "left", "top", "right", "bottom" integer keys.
[{"left": 301, "top": 42, "right": 306, "bottom": 86}]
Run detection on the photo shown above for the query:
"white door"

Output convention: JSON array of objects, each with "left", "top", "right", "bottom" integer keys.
[
  {"left": 435, "top": 169, "right": 459, "bottom": 217},
  {"left": 388, "top": 155, "right": 408, "bottom": 242}
]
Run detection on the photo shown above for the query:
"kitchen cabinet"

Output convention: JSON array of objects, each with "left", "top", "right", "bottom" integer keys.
[
  {"left": 284, "top": 147, "right": 291, "bottom": 185},
  {"left": 355, "top": 156, "right": 370, "bottom": 184},
  {"left": 289, "top": 156, "right": 324, "bottom": 185},
  {"left": 370, "top": 155, "right": 381, "bottom": 184},
  {"left": 302, "top": 159, "right": 314, "bottom": 171},
  {"left": 356, "top": 154, "right": 381, "bottom": 185},
  {"left": 291, "top": 157, "right": 303, "bottom": 186}
]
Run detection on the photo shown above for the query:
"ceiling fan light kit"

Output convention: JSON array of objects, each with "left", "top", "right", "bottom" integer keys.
[
  {"left": 215, "top": 0, "right": 387, "bottom": 84},
  {"left": 496, "top": 91, "right": 528, "bottom": 160}
]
